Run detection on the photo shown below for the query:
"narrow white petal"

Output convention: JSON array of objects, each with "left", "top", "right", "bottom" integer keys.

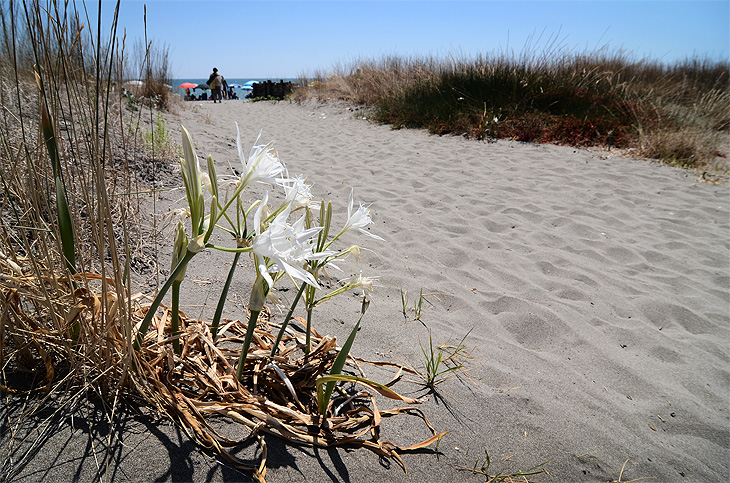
[
  {"left": 347, "top": 188, "right": 354, "bottom": 219},
  {"left": 294, "top": 226, "right": 323, "bottom": 244},
  {"left": 258, "top": 260, "right": 274, "bottom": 289},
  {"left": 235, "top": 122, "right": 245, "bottom": 166},
  {"left": 280, "top": 260, "right": 319, "bottom": 288},
  {"left": 254, "top": 192, "right": 268, "bottom": 234},
  {"left": 359, "top": 228, "right": 385, "bottom": 241}
]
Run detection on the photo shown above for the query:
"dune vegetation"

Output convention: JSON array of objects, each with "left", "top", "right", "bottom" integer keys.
[
  {"left": 0, "top": 2, "right": 451, "bottom": 481},
  {"left": 297, "top": 50, "right": 729, "bottom": 172},
  {"left": 0, "top": 1, "right": 726, "bottom": 481}
]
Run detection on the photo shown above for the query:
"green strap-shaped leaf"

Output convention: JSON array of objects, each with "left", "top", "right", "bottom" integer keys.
[
  {"left": 318, "top": 298, "right": 369, "bottom": 414},
  {"left": 316, "top": 373, "right": 423, "bottom": 409},
  {"left": 135, "top": 249, "right": 196, "bottom": 350},
  {"left": 55, "top": 177, "right": 76, "bottom": 273},
  {"left": 37, "top": 69, "right": 76, "bottom": 274}
]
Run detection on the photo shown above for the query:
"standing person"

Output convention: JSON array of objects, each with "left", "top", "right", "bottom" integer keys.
[
  {"left": 221, "top": 76, "right": 229, "bottom": 100},
  {"left": 207, "top": 67, "right": 223, "bottom": 103}
]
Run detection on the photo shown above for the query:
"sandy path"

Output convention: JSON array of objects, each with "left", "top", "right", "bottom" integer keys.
[
  {"left": 158, "top": 99, "right": 730, "bottom": 482},
  {"left": 10, "top": 98, "right": 726, "bottom": 482}
]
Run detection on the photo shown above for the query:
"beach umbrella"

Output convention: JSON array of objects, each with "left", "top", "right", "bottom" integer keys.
[
  {"left": 227, "top": 83, "right": 242, "bottom": 88},
  {"left": 196, "top": 83, "right": 210, "bottom": 90},
  {"left": 179, "top": 82, "right": 197, "bottom": 89},
  {"left": 242, "top": 80, "right": 256, "bottom": 89}
]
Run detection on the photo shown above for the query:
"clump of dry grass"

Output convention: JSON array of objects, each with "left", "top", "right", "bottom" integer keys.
[
  {"left": 1, "top": 3, "right": 446, "bottom": 481},
  {"left": 123, "top": 38, "right": 175, "bottom": 110},
  {"left": 297, "top": 56, "right": 437, "bottom": 105},
  {"left": 0, "top": 257, "right": 445, "bottom": 482},
  {"left": 0, "top": 0, "right": 156, "bottom": 415}
]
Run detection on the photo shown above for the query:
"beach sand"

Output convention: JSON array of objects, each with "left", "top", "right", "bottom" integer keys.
[{"left": 7, "top": 99, "right": 728, "bottom": 482}]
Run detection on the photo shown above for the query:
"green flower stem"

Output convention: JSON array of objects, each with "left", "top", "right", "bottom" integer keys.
[
  {"left": 171, "top": 280, "right": 182, "bottom": 354},
  {"left": 304, "top": 281, "right": 318, "bottom": 355},
  {"left": 305, "top": 308, "right": 313, "bottom": 355},
  {"left": 213, "top": 178, "right": 251, "bottom": 229},
  {"left": 211, "top": 251, "right": 241, "bottom": 340},
  {"left": 236, "top": 309, "right": 261, "bottom": 380},
  {"left": 269, "top": 282, "right": 307, "bottom": 358},
  {"left": 135, "top": 249, "right": 197, "bottom": 350},
  {"left": 218, "top": 202, "right": 237, "bottom": 232},
  {"left": 205, "top": 244, "right": 252, "bottom": 254}
]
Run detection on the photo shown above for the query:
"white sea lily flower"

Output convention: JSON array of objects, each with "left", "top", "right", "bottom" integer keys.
[
  {"left": 356, "top": 273, "right": 380, "bottom": 297},
  {"left": 342, "top": 189, "right": 384, "bottom": 241},
  {"left": 235, "top": 122, "right": 287, "bottom": 187},
  {"left": 252, "top": 192, "right": 333, "bottom": 289},
  {"left": 281, "top": 174, "right": 316, "bottom": 209}
]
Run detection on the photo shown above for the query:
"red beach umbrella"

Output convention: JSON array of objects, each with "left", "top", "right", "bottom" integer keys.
[{"left": 179, "top": 82, "right": 197, "bottom": 89}]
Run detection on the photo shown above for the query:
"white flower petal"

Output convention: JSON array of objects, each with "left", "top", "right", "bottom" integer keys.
[
  {"left": 235, "top": 122, "right": 245, "bottom": 167},
  {"left": 347, "top": 188, "right": 355, "bottom": 219},
  {"left": 280, "top": 259, "right": 319, "bottom": 287},
  {"left": 236, "top": 127, "right": 288, "bottom": 187},
  {"left": 340, "top": 191, "right": 383, "bottom": 241},
  {"left": 258, "top": 259, "right": 274, "bottom": 288},
  {"left": 254, "top": 192, "right": 268, "bottom": 234},
  {"left": 358, "top": 228, "right": 385, "bottom": 241}
]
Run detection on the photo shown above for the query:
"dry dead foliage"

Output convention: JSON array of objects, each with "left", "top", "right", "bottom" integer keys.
[{"left": 0, "top": 255, "right": 446, "bottom": 482}]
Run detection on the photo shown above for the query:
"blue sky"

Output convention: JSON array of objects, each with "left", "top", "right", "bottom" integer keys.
[{"left": 98, "top": 1, "right": 729, "bottom": 78}]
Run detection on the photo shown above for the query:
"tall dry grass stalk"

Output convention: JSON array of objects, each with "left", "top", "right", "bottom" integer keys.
[
  {"left": 1, "top": 0, "right": 128, "bottom": 384},
  {"left": 0, "top": 1, "right": 174, "bottom": 477},
  {"left": 1, "top": 4, "right": 446, "bottom": 481}
]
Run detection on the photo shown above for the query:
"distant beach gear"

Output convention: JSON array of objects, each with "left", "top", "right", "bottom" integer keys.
[
  {"left": 196, "top": 83, "right": 210, "bottom": 90},
  {"left": 179, "top": 82, "right": 197, "bottom": 89},
  {"left": 246, "top": 80, "right": 295, "bottom": 100},
  {"left": 242, "top": 80, "right": 256, "bottom": 90},
  {"left": 123, "top": 80, "right": 143, "bottom": 87},
  {"left": 227, "top": 83, "right": 242, "bottom": 88}
]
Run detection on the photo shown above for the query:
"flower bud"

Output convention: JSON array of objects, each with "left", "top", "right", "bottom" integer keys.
[
  {"left": 249, "top": 274, "right": 269, "bottom": 312},
  {"left": 171, "top": 221, "right": 188, "bottom": 282},
  {"left": 188, "top": 233, "right": 206, "bottom": 254}
]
